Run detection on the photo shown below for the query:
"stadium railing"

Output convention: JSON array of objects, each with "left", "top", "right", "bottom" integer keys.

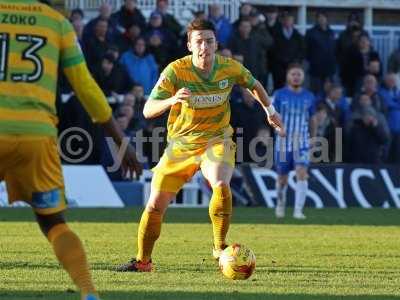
[{"left": 65, "top": 0, "right": 241, "bottom": 22}]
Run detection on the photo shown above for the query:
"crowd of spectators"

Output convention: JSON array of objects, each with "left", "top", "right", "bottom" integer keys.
[{"left": 58, "top": 0, "right": 400, "bottom": 180}]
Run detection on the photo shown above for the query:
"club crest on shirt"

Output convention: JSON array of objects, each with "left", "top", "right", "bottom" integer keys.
[{"left": 219, "top": 79, "right": 229, "bottom": 89}]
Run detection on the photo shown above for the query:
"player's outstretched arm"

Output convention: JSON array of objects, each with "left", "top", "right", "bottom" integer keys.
[
  {"left": 248, "top": 80, "right": 286, "bottom": 137},
  {"left": 143, "top": 88, "right": 191, "bottom": 119},
  {"left": 63, "top": 63, "right": 143, "bottom": 179}
]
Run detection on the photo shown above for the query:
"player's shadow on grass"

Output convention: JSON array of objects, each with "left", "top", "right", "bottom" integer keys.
[
  {"left": 1, "top": 208, "right": 400, "bottom": 226},
  {"left": 1, "top": 291, "right": 400, "bottom": 300}
]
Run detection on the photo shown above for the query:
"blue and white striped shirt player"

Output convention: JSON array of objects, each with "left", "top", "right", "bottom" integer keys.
[{"left": 273, "top": 86, "right": 316, "bottom": 174}]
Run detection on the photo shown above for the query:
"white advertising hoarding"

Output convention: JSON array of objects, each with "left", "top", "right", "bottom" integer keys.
[{"left": 0, "top": 165, "right": 123, "bottom": 208}]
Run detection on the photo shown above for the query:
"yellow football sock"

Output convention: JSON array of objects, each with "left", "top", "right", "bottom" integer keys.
[
  {"left": 47, "top": 224, "right": 97, "bottom": 299},
  {"left": 209, "top": 184, "right": 232, "bottom": 249},
  {"left": 136, "top": 210, "right": 162, "bottom": 263}
]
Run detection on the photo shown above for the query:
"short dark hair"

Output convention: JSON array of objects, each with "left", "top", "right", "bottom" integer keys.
[
  {"left": 287, "top": 62, "right": 304, "bottom": 73},
  {"left": 265, "top": 5, "right": 278, "bottom": 13},
  {"left": 281, "top": 11, "right": 294, "bottom": 19},
  {"left": 316, "top": 10, "right": 327, "bottom": 18},
  {"left": 187, "top": 19, "right": 216, "bottom": 40},
  {"left": 329, "top": 83, "right": 343, "bottom": 91},
  {"left": 103, "top": 53, "right": 115, "bottom": 64},
  {"left": 316, "top": 102, "right": 328, "bottom": 112},
  {"left": 38, "top": 0, "right": 52, "bottom": 5},
  {"left": 239, "top": 16, "right": 252, "bottom": 24},
  {"left": 70, "top": 8, "right": 84, "bottom": 19}
]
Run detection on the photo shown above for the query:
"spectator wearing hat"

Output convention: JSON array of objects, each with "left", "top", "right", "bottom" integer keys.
[
  {"left": 208, "top": 4, "right": 232, "bottom": 47},
  {"left": 120, "top": 37, "right": 158, "bottom": 95},
  {"left": 306, "top": 11, "right": 337, "bottom": 94},
  {"left": 270, "top": 11, "right": 305, "bottom": 90},
  {"left": 110, "top": 0, "right": 146, "bottom": 33},
  {"left": 153, "top": 0, "right": 182, "bottom": 38}
]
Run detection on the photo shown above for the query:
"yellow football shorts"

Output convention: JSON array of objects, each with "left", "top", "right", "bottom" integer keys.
[
  {"left": 0, "top": 135, "right": 66, "bottom": 215},
  {"left": 151, "top": 139, "right": 236, "bottom": 193}
]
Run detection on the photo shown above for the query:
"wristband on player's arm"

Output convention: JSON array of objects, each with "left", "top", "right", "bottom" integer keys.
[{"left": 264, "top": 105, "right": 276, "bottom": 117}]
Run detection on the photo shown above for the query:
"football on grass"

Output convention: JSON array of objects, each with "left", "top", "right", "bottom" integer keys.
[{"left": 219, "top": 243, "right": 256, "bottom": 280}]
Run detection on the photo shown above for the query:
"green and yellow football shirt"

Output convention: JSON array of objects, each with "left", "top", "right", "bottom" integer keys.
[
  {"left": 149, "top": 54, "right": 256, "bottom": 149},
  {"left": 0, "top": 0, "right": 111, "bottom": 137}
]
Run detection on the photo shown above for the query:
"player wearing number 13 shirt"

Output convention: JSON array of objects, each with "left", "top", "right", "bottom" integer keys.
[{"left": 0, "top": 1, "right": 142, "bottom": 300}]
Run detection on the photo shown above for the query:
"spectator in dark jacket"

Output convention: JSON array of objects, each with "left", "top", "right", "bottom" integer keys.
[
  {"left": 69, "top": 8, "right": 84, "bottom": 23},
  {"left": 337, "top": 12, "right": 367, "bottom": 69},
  {"left": 116, "top": 23, "right": 142, "bottom": 53},
  {"left": 83, "top": 3, "right": 119, "bottom": 44},
  {"left": 83, "top": 18, "right": 112, "bottom": 71},
  {"left": 110, "top": 0, "right": 146, "bottom": 33},
  {"left": 379, "top": 73, "right": 400, "bottom": 163},
  {"left": 353, "top": 74, "right": 387, "bottom": 115},
  {"left": 270, "top": 11, "right": 305, "bottom": 90},
  {"left": 320, "top": 84, "right": 351, "bottom": 128},
  {"left": 130, "top": 85, "right": 148, "bottom": 128},
  {"left": 387, "top": 46, "right": 400, "bottom": 87},
  {"left": 92, "top": 53, "right": 130, "bottom": 110},
  {"left": 249, "top": 9, "right": 274, "bottom": 87},
  {"left": 230, "top": 87, "right": 266, "bottom": 163},
  {"left": 229, "top": 18, "right": 266, "bottom": 80},
  {"left": 264, "top": 5, "right": 280, "bottom": 89},
  {"left": 347, "top": 93, "right": 390, "bottom": 164},
  {"left": 367, "top": 57, "right": 382, "bottom": 83},
  {"left": 312, "top": 103, "right": 337, "bottom": 162},
  {"left": 71, "top": 18, "right": 84, "bottom": 44},
  {"left": 153, "top": 0, "right": 182, "bottom": 38},
  {"left": 306, "top": 11, "right": 337, "bottom": 94},
  {"left": 147, "top": 32, "right": 170, "bottom": 70},
  {"left": 145, "top": 12, "right": 178, "bottom": 64},
  {"left": 264, "top": 5, "right": 280, "bottom": 36},
  {"left": 341, "top": 33, "right": 380, "bottom": 97}
]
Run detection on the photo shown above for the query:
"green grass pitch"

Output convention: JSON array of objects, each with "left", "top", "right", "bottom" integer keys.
[{"left": 1, "top": 207, "right": 400, "bottom": 300}]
